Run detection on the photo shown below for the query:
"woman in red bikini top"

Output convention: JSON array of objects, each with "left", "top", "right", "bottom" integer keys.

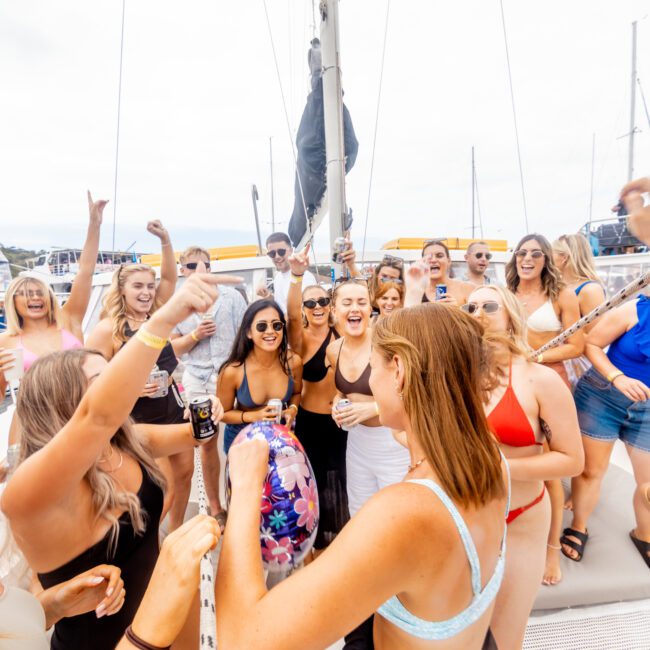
[{"left": 462, "top": 284, "right": 584, "bottom": 650}]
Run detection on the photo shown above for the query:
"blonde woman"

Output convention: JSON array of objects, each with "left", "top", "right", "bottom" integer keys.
[
  {"left": 86, "top": 222, "right": 192, "bottom": 531},
  {"left": 1, "top": 273, "right": 231, "bottom": 650},
  {"left": 217, "top": 305, "right": 510, "bottom": 650},
  {"left": 463, "top": 285, "right": 583, "bottom": 649},
  {"left": 0, "top": 192, "right": 106, "bottom": 396}
]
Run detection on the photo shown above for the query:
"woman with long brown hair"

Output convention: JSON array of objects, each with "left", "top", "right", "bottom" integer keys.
[
  {"left": 1, "top": 273, "right": 231, "bottom": 650},
  {"left": 286, "top": 246, "right": 349, "bottom": 553},
  {"left": 217, "top": 304, "right": 510, "bottom": 650},
  {"left": 506, "top": 233, "right": 584, "bottom": 585},
  {"left": 464, "top": 284, "right": 583, "bottom": 649}
]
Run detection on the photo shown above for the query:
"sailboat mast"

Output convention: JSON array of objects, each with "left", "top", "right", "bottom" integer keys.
[
  {"left": 471, "top": 146, "right": 476, "bottom": 239},
  {"left": 320, "top": 0, "right": 347, "bottom": 278},
  {"left": 627, "top": 20, "right": 637, "bottom": 182}
]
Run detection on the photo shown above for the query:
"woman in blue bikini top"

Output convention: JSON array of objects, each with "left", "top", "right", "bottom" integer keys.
[{"left": 217, "top": 303, "right": 511, "bottom": 650}]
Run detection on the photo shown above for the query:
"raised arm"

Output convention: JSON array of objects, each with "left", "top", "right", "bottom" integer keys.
[
  {"left": 538, "top": 288, "right": 584, "bottom": 363},
  {"left": 146, "top": 220, "right": 176, "bottom": 305},
  {"left": 61, "top": 191, "right": 107, "bottom": 334},
  {"left": 216, "top": 438, "right": 442, "bottom": 650},
  {"left": 403, "top": 260, "right": 429, "bottom": 307},
  {"left": 2, "top": 273, "right": 241, "bottom": 519},
  {"left": 286, "top": 246, "right": 311, "bottom": 355},
  {"left": 340, "top": 240, "right": 361, "bottom": 278},
  {"left": 506, "top": 365, "right": 584, "bottom": 481}
]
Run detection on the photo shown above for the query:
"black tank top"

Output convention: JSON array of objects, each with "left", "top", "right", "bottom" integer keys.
[
  {"left": 334, "top": 339, "right": 372, "bottom": 396},
  {"left": 302, "top": 328, "right": 339, "bottom": 383},
  {"left": 38, "top": 465, "right": 163, "bottom": 650}
]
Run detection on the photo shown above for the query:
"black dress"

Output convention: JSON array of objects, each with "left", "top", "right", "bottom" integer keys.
[
  {"left": 294, "top": 328, "right": 350, "bottom": 550},
  {"left": 38, "top": 467, "right": 164, "bottom": 650}
]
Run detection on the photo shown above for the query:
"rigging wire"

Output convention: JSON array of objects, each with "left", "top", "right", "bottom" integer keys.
[
  {"left": 360, "top": 0, "right": 391, "bottom": 267},
  {"left": 111, "top": 0, "right": 127, "bottom": 252},
  {"left": 498, "top": 0, "right": 529, "bottom": 232},
  {"left": 638, "top": 77, "right": 650, "bottom": 129},
  {"left": 474, "top": 165, "right": 485, "bottom": 238}
]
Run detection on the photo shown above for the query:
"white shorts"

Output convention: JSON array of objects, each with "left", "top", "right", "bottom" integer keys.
[
  {"left": 346, "top": 423, "right": 410, "bottom": 516},
  {"left": 182, "top": 371, "right": 217, "bottom": 403}
]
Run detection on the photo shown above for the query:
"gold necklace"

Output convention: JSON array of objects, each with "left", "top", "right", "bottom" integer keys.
[
  {"left": 408, "top": 457, "right": 426, "bottom": 473},
  {"left": 127, "top": 315, "right": 149, "bottom": 323},
  {"left": 98, "top": 447, "right": 124, "bottom": 473}
]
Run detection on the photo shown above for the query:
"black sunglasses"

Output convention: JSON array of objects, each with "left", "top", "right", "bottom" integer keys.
[
  {"left": 473, "top": 252, "right": 492, "bottom": 260},
  {"left": 255, "top": 320, "right": 284, "bottom": 333},
  {"left": 267, "top": 249, "right": 288, "bottom": 259},
  {"left": 303, "top": 297, "right": 331, "bottom": 309},
  {"left": 461, "top": 301, "right": 501, "bottom": 315},
  {"left": 515, "top": 249, "right": 545, "bottom": 259},
  {"left": 183, "top": 261, "right": 211, "bottom": 271}
]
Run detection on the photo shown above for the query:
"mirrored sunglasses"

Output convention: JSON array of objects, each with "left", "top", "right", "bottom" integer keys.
[{"left": 461, "top": 301, "right": 501, "bottom": 315}]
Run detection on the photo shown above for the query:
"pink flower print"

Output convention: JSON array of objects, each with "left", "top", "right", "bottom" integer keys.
[
  {"left": 260, "top": 479, "right": 273, "bottom": 514},
  {"left": 261, "top": 536, "right": 294, "bottom": 566},
  {"left": 294, "top": 481, "right": 318, "bottom": 532},
  {"left": 276, "top": 451, "right": 310, "bottom": 492}
]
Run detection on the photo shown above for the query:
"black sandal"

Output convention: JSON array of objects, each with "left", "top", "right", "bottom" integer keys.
[
  {"left": 629, "top": 530, "right": 650, "bottom": 569},
  {"left": 560, "top": 527, "right": 589, "bottom": 562}
]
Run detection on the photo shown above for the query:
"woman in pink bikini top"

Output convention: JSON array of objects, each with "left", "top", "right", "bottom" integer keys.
[{"left": 0, "top": 191, "right": 106, "bottom": 394}]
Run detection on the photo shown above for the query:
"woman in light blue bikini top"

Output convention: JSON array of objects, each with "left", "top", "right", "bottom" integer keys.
[{"left": 216, "top": 304, "right": 512, "bottom": 650}]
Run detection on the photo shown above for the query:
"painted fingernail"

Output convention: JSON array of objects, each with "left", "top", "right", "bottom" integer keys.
[
  {"left": 95, "top": 605, "right": 106, "bottom": 617},
  {"left": 106, "top": 587, "right": 114, "bottom": 597},
  {"left": 90, "top": 576, "right": 104, "bottom": 585}
]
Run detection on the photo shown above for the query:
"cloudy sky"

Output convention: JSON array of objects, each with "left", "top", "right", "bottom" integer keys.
[{"left": 1, "top": 1, "right": 649, "bottom": 255}]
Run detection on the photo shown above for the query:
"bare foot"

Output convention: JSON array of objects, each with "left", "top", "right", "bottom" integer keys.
[
  {"left": 542, "top": 545, "right": 562, "bottom": 585},
  {"left": 564, "top": 496, "right": 573, "bottom": 511}
]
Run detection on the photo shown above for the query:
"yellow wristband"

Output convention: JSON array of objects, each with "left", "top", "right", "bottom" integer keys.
[
  {"left": 536, "top": 353, "right": 544, "bottom": 364},
  {"left": 135, "top": 327, "right": 167, "bottom": 351},
  {"left": 290, "top": 274, "right": 304, "bottom": 285},
  {"left": 607, "top": 370, "right": 623, "bottom": 383},
  {"left": 190, "top": 330, "right": 200, "bottom": 342}
]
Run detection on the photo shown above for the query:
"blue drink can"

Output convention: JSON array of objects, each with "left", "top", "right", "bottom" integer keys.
[{"left": 435, "top": 284, "right": 447, "bottom": 300}]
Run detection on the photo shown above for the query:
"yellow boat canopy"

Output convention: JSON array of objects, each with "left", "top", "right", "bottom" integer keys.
[
  {"left": 141, "top": 244, "right": 261, "bottom": 266},
  {"left": 382, "top": 237, "right": 509, "bottom": 252}
]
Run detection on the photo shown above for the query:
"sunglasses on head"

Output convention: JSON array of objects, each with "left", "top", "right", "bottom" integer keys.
[
  {"left": 461, "top": 301, "right": 501, "bottom": 315},
  {"left": 515, "top": 249, "right": 545, "bottom": 259},
  {"left": 255, "top": 320, "right": 284, "bottom": 333},
  {"left": 379, "top": 277, "right": 403, "bottom": 284},
  {"left": 380, "top": 255, "right": 404, "bottom": 269},
  {"left": 183, "top": 261, "right": 211, "bottom": 271},
  {"left": 267, "top": 249, "right": 288, "bottom": 259},
  {"left": 303, "top": 297, "right": 331, "bottom": 309},
  {"left": 473, "top": 252, "right": 492, "bottom": 260}
]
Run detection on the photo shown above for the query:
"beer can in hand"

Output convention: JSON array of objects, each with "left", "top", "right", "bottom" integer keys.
[
  {"left": 336, "top": 398, "right": 351, "bottom": 431},
  {"left": 190, "top": 396, "right": 216, "bottom": 440},
  {"left": 435, "top": 284, "right": 447, "bottom": 301},
  {"left": 267, "top": 398, "right": 283, "bottom": 424},
  {"left": 332, "top": 237, "right": 348, "bottom": 264}
]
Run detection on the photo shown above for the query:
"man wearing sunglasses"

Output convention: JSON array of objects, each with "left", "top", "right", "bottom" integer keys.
[
  {"left": 463, "top": 241, "right": 493, "bottom": 286},
  {"left": 170, "top": 246, "right": 247, "bottom": 528},
  {"left": 264, "top": 232, "right": 318, "bottom": 315}
]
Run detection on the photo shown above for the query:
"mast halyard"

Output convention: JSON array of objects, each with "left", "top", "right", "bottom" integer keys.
[
  {"left": 627, "top": 20, "right": 638, "bottom": 182},
  {"left": 320, "top": 0, "right": 348, "bottom": 280}
]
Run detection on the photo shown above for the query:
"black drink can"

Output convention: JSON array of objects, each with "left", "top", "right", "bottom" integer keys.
[{"left": 190, "top": 396, "right": 216, "bottom": 440}]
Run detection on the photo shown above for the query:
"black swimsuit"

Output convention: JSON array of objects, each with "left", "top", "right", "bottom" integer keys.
[
  {"left": 38, "top": 466, "right": 163, "bottom": 650},
  {"left": 123, "top": 324, "right": 185, "bottom": 425},
  {"left": 294, "top": 328, "right": 349, "bottom": 549}
]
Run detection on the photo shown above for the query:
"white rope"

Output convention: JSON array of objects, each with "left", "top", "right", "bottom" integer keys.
[
  {"left": 194, "top": 447, "right": 217, "bottom": 649},
  {"left": 360, "top": 0, "right": 391, "bottom": 266},
  {"left": 532, "top": 271, "right": 650, "bottom": 357},
  {"left": 498, "top": 0, "right": 529, "bottom": 232},
  {"left": 111, "top": 0, "right": 127, "bottom": 252}
]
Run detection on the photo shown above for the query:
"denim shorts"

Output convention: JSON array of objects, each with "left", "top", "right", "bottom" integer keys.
[{"left": 574, "top": 367, "right": 650, "bottom": 452}]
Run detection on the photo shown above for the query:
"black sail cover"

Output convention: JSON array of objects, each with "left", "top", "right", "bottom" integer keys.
[{"left": 288, "top": 39, "right": 359, "bottom": 247}]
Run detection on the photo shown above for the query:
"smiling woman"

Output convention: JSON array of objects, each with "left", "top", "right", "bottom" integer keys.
[{"left": 217, "top": 299, "right": 303, "bottom": 455}]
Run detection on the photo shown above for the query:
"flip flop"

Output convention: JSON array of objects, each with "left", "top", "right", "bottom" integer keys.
[
  {"left": 629, "top": 530, "right": 650, "bottom": 569},
  {"left": 213, "top": 510, "right": 227, "bottom": 534},
  {"left": 560, "top": 527, "right": 589, "bottom": 562}
]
